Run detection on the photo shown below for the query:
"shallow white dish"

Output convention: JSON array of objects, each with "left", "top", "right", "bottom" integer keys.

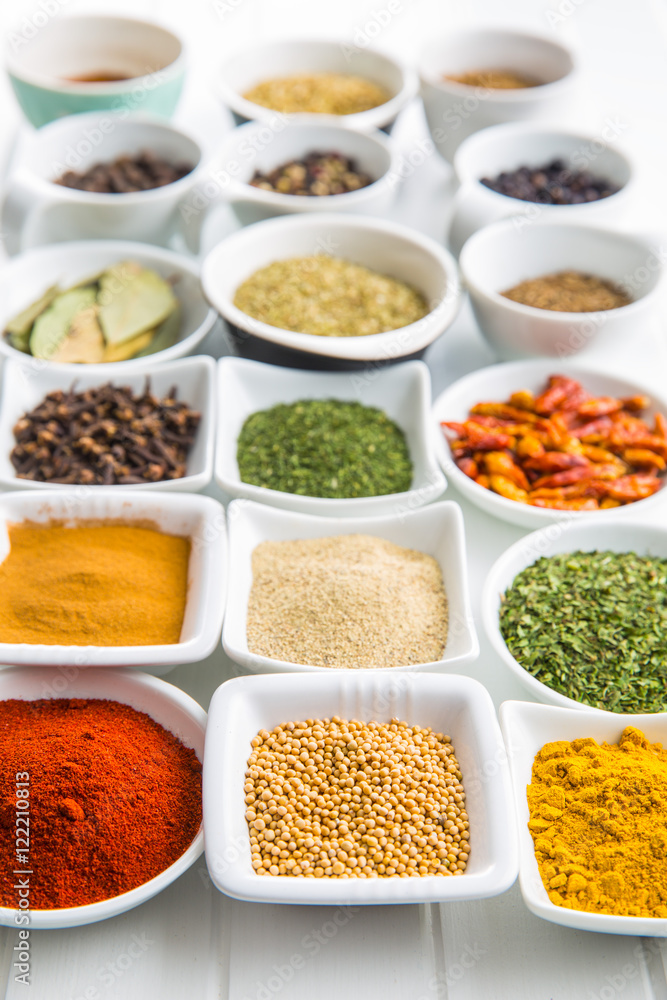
[
  {"left": 0, "top": 356, "right": 216, "bottom": 493},
  {"left": 500, "top": 699, "right": 667, "bottom": 936},
  {"left": 483, "top": 518, "right": 667, "bottom": 711},
  {"left": 0, "top": 490, "right": 226, "bottom": 671},
  {"left": 0, "top": 240, "right": 218, "bottom": 371},
  {"left": 212, "top": 120, "right": 400, "bottom": 227},
  {"left": 216, "top": 38, "right": 417, "bottom": 133},
  {"left": 459, "top": 220, "right": 663, "bottom": 360},
  {"left": 204, "top": 671, "right": 518, "bottom": 905},
  {"left": 432, "top": 359, "right": 667, "bottom": 529},
  {"left": 448, "top": 122, "right": 635, "bottom": 256},
  {"left": 201, "top": 213, "right": 461, "bottom": 369},
  {"left": 0, "top": 666, "right": 205, "bottom": 930},
  {"left": 223, "top": 498, "right": 478, "bottom": 673},
  {"left": 216, "top": 357, "right": 446, "bottom": 516}
]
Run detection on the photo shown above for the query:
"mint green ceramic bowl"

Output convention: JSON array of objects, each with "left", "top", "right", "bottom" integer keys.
[{"left": 6, "top": 15, "right": 185, "bottom": 127}]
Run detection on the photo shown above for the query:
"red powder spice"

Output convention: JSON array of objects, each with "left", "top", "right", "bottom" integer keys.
[{"left": 0, "top": 698, "right": 202, "bottom": 910}]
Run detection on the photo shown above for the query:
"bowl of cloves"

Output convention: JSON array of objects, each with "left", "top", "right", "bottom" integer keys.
[{"left": 0, "top": 356, "right": 216, "bottom": 492}]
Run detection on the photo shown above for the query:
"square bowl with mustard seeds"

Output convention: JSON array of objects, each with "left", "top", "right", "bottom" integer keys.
[
  {"left": 0, "top": 489, "right": 226, "bottom": 672},
  {"left": 223, "top": 498, "right": 478, "bottom": 674}
]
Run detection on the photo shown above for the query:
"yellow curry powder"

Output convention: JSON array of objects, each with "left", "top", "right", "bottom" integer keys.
[
  {"left": 528, "top": 727, "right": 667, "bottom": 918},
  {"left": 0, "top": 522, "right": 190, "bottom": 646}
]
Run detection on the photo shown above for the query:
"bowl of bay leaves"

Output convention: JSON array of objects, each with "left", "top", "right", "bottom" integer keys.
[{"left": 0, "top": 240, "right": 217, "bottom": 370}]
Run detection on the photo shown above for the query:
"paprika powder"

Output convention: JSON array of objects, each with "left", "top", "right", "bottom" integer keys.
[{"left": 0, "top": 697, "right": 202, "bottom": 910}]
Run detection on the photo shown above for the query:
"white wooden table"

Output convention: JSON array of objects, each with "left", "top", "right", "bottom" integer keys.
[{"left": 2, "top": 0, "right": 667, "bottom": 995}]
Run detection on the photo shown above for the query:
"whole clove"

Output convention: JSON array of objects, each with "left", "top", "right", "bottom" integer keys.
[
  {"left": 11, "top": 382, "right": 201, "bottom": 486},
  {"left": 55, "top": 151, "right": 194, "bottom": 194}
]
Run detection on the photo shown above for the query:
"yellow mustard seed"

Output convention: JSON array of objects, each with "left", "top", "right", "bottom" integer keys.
[{"left": 245, "top": 718, "right": 469, "bottom": 878}]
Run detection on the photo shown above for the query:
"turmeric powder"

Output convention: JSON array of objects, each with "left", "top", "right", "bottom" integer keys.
[
  {"left": 528, "top": 727, "right": 667, "bottom": 918},
  {"left": 0, "top": 521, "right": 190, "bottom": 646}
]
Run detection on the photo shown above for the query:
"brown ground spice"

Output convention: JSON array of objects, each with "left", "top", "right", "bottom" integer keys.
[
  {"left": 246, "top": 534, "right": 448, "bottom": 668},
  {"left": 501, "top": 270, "right": 632, "bottom": 312},
  {"left": 445, "top": 69, "right": 540, "bottom": 89}
]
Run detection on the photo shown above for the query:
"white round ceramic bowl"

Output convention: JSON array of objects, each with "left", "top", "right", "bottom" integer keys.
[
  {"left": 420, "top": 28, "right": 578, "bottom": 164},
  {"left": 448, "top": 122, "right": 635, "bottom": 256},
  {"left": 216, "top": 39, "right": 417, "bottom": 133},
  {"left": 201, "top": 214, "right": 461, "bottom": 370},
  {"left": 459, "top": 220, "right": 664, "bottom": 360},
  {"left": 0, "top": 240, "right": 218, "bottom": 372},
  {"left": 207, "top": 120, "right": 400, "bottom": 227},
  {"left": 0, "top": 666, "right": 205, "bottom": 929},
  {"left": 431, "top": 359, "right": 667, "bottom": 529},
  {"left": 1, "top": 112, "right": 205, "bottom": 255},
  {"left": 485, "top": 520, "right": 667, "bottom": 712}
]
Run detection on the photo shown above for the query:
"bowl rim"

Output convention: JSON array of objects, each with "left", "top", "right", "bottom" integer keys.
[
  {"left": 0, "top": 666, "right": 206, "bottom": 929},
  {"left": 418, "top": 26, "right": 577, "bottom": 100},
  {"left": 216, "top": 120, "right": 400, "bottom": 209},
  {"left": 201, "top": 212, "right": 461, "bottom": 361},
  {"left": 222, "top": 497, "right": 479, "bottom": 673},
  {"left": 499, "top": 698, "right": 667, "bottom": 934},
  {"left": 14, "top": 112, "right": 205, "bottom": 204},
  {"left": 431, "top": 358, "right": 667, "bottom": 526},
  {"left": 483, "top": 517, "right": 667, "bottom": 712},
  {"left": 215, "top": 355, "right": 447, "bottom": 514},
  {"left": 5, "top": 14, "right": 186, "bottom": 93},
  {"left": 459, "top": 219, "right": 663, "bottom": 317},
  {"left": 452, "top": 121, "right": 636, "bottom": 197},
  {"left": 0, "top": 354, "right": 216, "bottom": 493},
  {"left": 216, "top": 37, "right": 418, "bottom": 130},
  {"left": 0, "top": 238, "right": 218, "bottom": 370}
]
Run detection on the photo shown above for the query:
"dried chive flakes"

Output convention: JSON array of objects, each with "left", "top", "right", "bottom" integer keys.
[
  {"left": 499, "top": 550, "right": 667, "bottom": 713},
  {"left": 236, "top": 399, "right": 413, "bottom": 498}
]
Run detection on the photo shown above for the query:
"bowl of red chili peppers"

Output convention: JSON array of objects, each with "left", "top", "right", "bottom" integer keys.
[
  {"left": 0, "top": 667, "right": 205, "bottom": 929},
  {"left": 432, "top": 360, "right": 667, "bottom": 529}
]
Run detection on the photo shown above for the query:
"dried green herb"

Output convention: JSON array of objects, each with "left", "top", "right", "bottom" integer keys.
[
  {"left": 499, "top": 550, "right": 667, "bottom": 713},
  {"left": 236, "top": 399, "right": 413, "bottom": 498}
]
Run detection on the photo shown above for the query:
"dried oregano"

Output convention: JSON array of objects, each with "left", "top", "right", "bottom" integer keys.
[
  {"left": 499, "top": 550, "right": 667, "bottom": 713},
  {"left": 236, "top": 399, "right": 413, "bottom": 498}
]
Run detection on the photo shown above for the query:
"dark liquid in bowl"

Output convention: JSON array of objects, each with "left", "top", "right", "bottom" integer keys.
[{"left": 63, "top": 72, "right": 134, "bottom": 83}]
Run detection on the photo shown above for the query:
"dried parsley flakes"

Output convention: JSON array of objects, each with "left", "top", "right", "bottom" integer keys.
[
  {"left": 499, "top": 550, "right": 667, "bottom": 713},
  {"left": 236, "top": 399, "right": 413, "bottom": 498}
]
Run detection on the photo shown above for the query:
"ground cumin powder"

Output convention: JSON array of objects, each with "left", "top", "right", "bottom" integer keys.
[
  {"left": 246, "top": 534, "right": 448, "bottom": 668},
  {"left": 0, "top": 522, "right": 190, "bottom": 645}
]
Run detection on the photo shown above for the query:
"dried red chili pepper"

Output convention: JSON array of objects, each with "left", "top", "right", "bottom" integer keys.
[{"left": 0, "top": 698, "right": 202, "bottom": 910}]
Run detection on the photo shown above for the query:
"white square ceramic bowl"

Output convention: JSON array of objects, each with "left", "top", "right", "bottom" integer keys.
[
  {"left": 0, "top": 666, "right": 206, "bottom": 929},
  {"left": 0, "top": 490, "right": 226, "bottom": 672},
  {"left": 204, "top": 672, "right": 518, "bottom": 905},
  {"left": 483, "top": 518, "right": 667, "bottom": 711},
  {"left": 500, "top": 700, "right": 667, "bottom": 936},
  {"left": 0, "top": 356, "right": 216, "bottom": 492},
  {"left": 223, "top": 498, "right": 478, "bottom": 673},
  {"left": 216, "top": 357, "right": 446, "bottom": 516},
  {"left": 432, "top": 359, "right": 667, "bottom": 529}
]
